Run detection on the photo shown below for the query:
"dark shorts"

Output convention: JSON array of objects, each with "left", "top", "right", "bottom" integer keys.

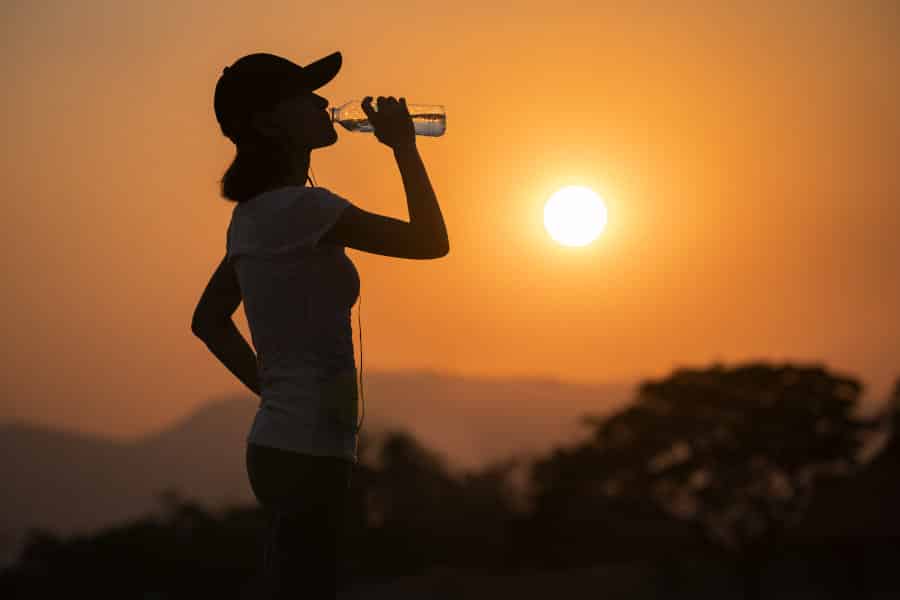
[{"left": 245, "top": 442, "right": 353, "bottom": 600}]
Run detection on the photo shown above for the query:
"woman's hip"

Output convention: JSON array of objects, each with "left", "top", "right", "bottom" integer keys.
[{"left": 246, "top": 443, "right": 352, "bottom": 511}]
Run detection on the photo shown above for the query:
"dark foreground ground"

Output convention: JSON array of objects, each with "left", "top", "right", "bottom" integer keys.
[{"left": 330, "top": 551, "right": 898, "bottom": 600}]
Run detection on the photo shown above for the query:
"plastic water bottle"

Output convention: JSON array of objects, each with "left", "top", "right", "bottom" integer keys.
[{"left": 330, "top": 100, "right": 446, "bottom": 136}]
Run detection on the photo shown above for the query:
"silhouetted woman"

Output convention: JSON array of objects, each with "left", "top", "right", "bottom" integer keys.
[{"left": 193, "top": 50, "right": 449, "bottom": 599}]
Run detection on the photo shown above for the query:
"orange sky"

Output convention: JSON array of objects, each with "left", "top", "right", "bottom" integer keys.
[{"left": 4, "top": 1, "right": 899, "bottom": 440}]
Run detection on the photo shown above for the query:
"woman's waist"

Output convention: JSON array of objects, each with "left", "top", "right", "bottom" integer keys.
[
  {"left": 260, "top": 367, "right": 357, "bottom": 406},
  {"left": 258, "top": 347, "right": 355, "bottom": 373}
]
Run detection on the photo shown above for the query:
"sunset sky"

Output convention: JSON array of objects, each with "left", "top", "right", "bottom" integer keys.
[{"left": 4, "top": 1, "right": 899, "bottom": 440}]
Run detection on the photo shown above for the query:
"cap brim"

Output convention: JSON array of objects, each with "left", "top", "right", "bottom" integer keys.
[{"left": 302, "top": 51, "right": 342, "bottom": 91}]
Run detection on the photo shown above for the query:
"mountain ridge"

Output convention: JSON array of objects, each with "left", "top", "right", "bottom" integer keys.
[{"left": 1, "top": 371, "right": 637, "bottom": 568}]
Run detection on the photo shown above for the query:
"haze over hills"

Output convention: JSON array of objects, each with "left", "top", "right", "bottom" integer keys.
[{"left": 0, "top": 370, "right": 636, "bottom": 568}]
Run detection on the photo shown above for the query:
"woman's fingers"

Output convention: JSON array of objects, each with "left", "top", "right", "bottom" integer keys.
[
  {"left": 366, "top": 96, "right": 404, "bottom": 113},
  {"left": 378, "top": 96, "right": 402, "bottom": 116},
  {"left": 362, "top": 96, "right": 374, "bottom": 116}
]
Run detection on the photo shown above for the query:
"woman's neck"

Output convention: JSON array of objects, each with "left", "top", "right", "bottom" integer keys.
[{"left": 269, "top": 148, "right": 312, "bottom": 189}]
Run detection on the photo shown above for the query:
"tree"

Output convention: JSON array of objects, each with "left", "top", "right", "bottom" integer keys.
[{"left": 528, "top": 362, "right": 873, "bottom": 599}]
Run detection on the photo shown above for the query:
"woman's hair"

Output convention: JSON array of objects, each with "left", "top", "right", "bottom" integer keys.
[{"left": 219, "top": 135, "right": 296, "bottom": 203}]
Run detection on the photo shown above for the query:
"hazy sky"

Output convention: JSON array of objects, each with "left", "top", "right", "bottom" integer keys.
[{"left": 3, "top": 0, "right": 899, "bottom": 440}]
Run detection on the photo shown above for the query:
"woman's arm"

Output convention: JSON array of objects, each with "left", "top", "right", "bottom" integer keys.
[
  {"left": 393, "top": 144, "right": 449, "bottom": 254},
  {"left": 193, "top": 322, "right": 261, "bottom": 397}
]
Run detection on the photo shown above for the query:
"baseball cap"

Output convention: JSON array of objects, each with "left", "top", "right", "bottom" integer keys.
[{"left": 214, "top": 51, "right": 342, "bottom": 143}]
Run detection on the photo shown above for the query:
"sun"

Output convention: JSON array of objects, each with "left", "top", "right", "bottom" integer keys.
[{"left": 543, "top": 186, "right": 608, "bottom": 247}]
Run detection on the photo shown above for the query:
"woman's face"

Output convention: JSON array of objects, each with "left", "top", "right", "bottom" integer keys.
[{"left": 251, "top": 91, "right": 337, "bottom": 151}]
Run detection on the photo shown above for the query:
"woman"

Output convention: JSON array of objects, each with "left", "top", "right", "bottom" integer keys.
[{"left": 194, "top": 50, "right": 449, "bottom": 599}]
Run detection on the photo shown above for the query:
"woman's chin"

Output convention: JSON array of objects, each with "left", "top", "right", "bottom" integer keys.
[{"left": 316, "top": 128, "right": 338, "bottom": 148}]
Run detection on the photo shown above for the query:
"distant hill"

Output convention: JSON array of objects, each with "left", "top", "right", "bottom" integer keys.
[{"left": 0, "top": 370, "right": 635, "bottom": 568}]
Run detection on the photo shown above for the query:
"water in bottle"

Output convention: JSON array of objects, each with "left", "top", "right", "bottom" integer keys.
[{"left": 331, "top": 99, "right": 446, "bottom": 136}]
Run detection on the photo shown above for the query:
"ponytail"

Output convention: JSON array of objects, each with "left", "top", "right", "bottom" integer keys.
[{"left": 219, "top": 137, "right": 294, "bottom": 203}]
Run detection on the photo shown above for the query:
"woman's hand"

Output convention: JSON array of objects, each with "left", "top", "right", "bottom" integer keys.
[{"left": 361, "top": 96, "right": 416, "bottom": 150}]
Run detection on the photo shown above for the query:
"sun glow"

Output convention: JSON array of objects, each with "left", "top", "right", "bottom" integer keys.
[{"left": 543, "top": 186, "right": 608, "bottom": 247}]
